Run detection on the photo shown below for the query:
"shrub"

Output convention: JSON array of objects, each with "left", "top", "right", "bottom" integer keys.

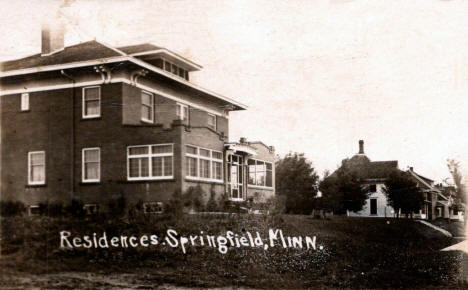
[
  {"left": 266, "top": 195, "right": 286, "bottom": 215},
  {"left": 65, "top": 198, "right": 85, "bottom": 217},
  {"left": 108, "top": 194, "right": 126, "bottom": 217},
  {"left": 0, "top": 201, "right": 26, "bottom": 217},
  {"left": 182, "top": 185, "right": 205, "bottom": 212},
  {"left": 43, "top": 202, "right": 64, "bottom": 217},
  {"left": 205, "top": 186, "right": 218, "bottom": 212},
  {"left": 164, "top": 189, "right": 183, "bottom": 217}
]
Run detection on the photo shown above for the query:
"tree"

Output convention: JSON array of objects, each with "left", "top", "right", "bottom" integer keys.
[
  {"left": 275, "top": 152, "right": 319, "bottom": 214},
  {"left": 447, "top": 159, "right": 466, "bottom": 223},
  {"left": 447, "top": 159, "right": 466, "bottom": 204},
  {"left": 383, "top": 170, "right": 424, "bottom": 218},
  {"left": 319, "top": 162, "right": 368, "bottom": 214}
]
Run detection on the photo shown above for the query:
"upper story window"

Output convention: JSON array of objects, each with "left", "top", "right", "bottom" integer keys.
[
  {"left": 176, "top": 103, "right": 189, "bottom": 124},
  {"left": 82, "top": 148, "right": 100, "bottom": 182},
  {"left": 369, "top": 184, "right": 377, "bottom": 193},
  {"left": 141, "top": 91, "right": 154, "bottom": 123},
  {"left": 127, "top": 144, "right": 173, "bottom": 180},
  {"left": 185, "top": 145, "right": 223, "bottom": 182},
  {"left": 248, "top": 159, "right": 273, "bottom": 188},
  {"left": 163, "top": 59, "right": 189, "bottom": 81},
  {"left": 28, "top": 151, "right": 45, "bottom": 185},
  {"left": 21, "top": 93, "right": 29, "bottom": 111},
  {"left": 207, "top": 113, "right": 216, "bottom": 130},
  {"left": 82, "top": 86, "right": 101, "bottom": 118}
]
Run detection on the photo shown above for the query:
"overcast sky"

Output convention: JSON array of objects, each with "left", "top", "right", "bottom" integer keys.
[{"left": 1, "top": 0, "right": 467, "bottom": 183}]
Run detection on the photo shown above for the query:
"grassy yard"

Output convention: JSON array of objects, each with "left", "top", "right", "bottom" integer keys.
[
  {"left": 430, "top": 218, "right": 465, "bottom": 237},
  {"left": 0, "top": 214, "right": 463, "bottom": 289}
]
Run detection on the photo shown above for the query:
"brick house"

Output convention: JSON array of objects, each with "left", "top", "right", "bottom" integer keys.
[
  {"left": 0, "top": 27, "right": 275, "bottom": 214},
  {"left": 331, "top": 140, "right": 448, "bottom": 219}
]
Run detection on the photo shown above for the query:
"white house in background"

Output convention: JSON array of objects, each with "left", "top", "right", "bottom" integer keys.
[{"left": 329, "top": 140, "right": 452, "bottom": 220}]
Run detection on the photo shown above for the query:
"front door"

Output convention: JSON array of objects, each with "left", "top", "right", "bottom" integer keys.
[{"left": 228, "top": 154, "right": 244, "bottom": 200}]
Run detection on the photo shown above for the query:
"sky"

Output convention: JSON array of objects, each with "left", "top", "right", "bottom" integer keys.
[{"left": 0, "top": 0, "right": 467, "bottom": 183}]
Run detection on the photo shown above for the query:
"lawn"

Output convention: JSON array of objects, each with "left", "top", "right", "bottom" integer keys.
[{"left": 0, "top": 214, "right": 463, "bottom": 289}]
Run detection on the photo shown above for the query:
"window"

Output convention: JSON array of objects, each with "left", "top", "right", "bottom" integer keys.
[
  {"left": 162, "top": 59, "right": 189, "bottom": 80},
  {"left": 369, "top": 184, "right": 377, "bottom": 193},
  {"left": 248, "top": 159, "right": 273, "bottom": 188},
  {"left": 21, "top": 93, "right": 29, "bottom": 111},
  {"left": 127, "top": 144, "right": 173, "bottom": 180},
  {"left": 28, "top": 151, "right": 45, "bottom": 185},
  {"left": 82, "top": 86, "right": 100, "bottom": 118},
  {"left": 370, "top": 199, "right": 377, "bottom": 215},
  {"left": 83, "top": 204, "right": 99, "bottom": 215},
  {"left": 176, "top": 103, "right": 189, "bottom": 124},
  {"left": 185, "top": 145, "right": 223, "bottom": 182},
  {"left": 29, "top": 205, "right": 40, "bottom": 216},
  {"left": 82, "top": 148, "right": 100, "bottom": 182},
  {"left": 141, "top": 91, "right": 154, "bottom": 123},
  {"left": 207, "top": 113, "right": 216, "bottom": 130},
  {"left": 143, "top": 202, "right": 163, "bottom": 214}
]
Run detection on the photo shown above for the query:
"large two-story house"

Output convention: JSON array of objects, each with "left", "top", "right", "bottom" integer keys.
[{"left": 0, "top": 26, "right": 275, "bottom": 214}]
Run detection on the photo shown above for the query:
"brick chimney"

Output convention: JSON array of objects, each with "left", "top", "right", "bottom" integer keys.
[
  {"left": 41, "top": 20, "right": 64, "bottom": 56},
  {"left": 358, "top": 140, "right": 364, "bottom": 154}
]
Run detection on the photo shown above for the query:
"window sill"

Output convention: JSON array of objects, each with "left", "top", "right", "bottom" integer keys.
[
  {"left": 25, "top": 183, "right": 47, "bottom": 188},
  {"left": 120, "top": 178, "right": 175, "bottom": 184},
  {"left": 185, "top": 177, "right": 224, "bottom": 185},
  {"left": 141, "top": 119, "right": 154, "bottom": 124},
  {"left": 247, "top": 185, "right": 274, "bottom": 191},
  {"left": 81, "top": 116, "right": 102, "bottom": 121},
  {"left": 20, "top": 109, "right": 31, "bottom": 113},
  {"left": 229, "top": 198, "right": 246, "bottom": 202},
  {"left": 80, "top": 181, "right": 101, "bottom": 185}
]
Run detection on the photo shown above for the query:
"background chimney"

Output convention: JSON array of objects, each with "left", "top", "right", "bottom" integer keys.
[
  {"left": 410, "top": 167, "right": 413, "bottom": 172},
  {"left": 358, "top": 140, "right": 364, "bottom": 154},
  {"left": 41, "top": 20, "right": 64, "bottom": 55}
]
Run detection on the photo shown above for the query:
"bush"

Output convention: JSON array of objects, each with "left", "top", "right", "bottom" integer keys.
[
  {"left": 108, "top": 194, "right": 126, "bottom": 217},
  {"left": 182, "top": 185, "right": 205, "bottom": 212},
  {"left": 205, "top": 186, "right": 218, "bottom": 212},
  {"left": 266, "top": 195, "right": 286, "bottom": 216},
  {"left": 0, "top": 201, "right": 26, "bottom": 217},
  {"left": 164, "top": 189, "right": 183, "bottom": 217},
  {"left": 43, "top": 202, "right": 64, "bottom": 217},
  {"left": 65, "top": 198, "right": 85, "bottom": 217}
]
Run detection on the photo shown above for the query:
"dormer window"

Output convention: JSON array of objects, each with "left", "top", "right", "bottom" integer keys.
[{"left": 163, "top": 59, "right": 189, "bottom": 81}]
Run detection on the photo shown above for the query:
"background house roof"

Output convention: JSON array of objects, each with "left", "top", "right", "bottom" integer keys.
[
  {"left": 0, "top": 40, "right": 121, "bottom": 72},
  {"left": 331, "top": 153, "right": 398, "bottom": 180},
  {"left": 117, "top": 43, "right": 163, "bottom": 54}
]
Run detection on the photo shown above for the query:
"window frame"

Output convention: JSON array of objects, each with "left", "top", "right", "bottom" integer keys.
[
  {"left": 141, "top": 90, "right": 154, "bottom": 123},
  {"left": 82, "top": 147, "right": 101, "bottom": 183},
  {"left": 247, "top": 158, "right": 274, "bottom": 189},
  {"left": 82, "top": 86, "right": 101, "bottom": 119},
  {"left": 28, "top": 151, "right": 46, "bottom": 185},
  {"left": 21, "top": 93, "right": 29, "bottom": 111},
  {"left": 176, "top": 103, "right": 189, "bottom": 124},
  {"left": 127, "top": 144, "right": 174, "bottom": 181},
  {"left": 207, "top": 113, "right": 216, "bottom": 131},
  {"left": 185, "top": 144, "right": 223, "bottom": 183},
  {"left": 143, "top": 202, "right": 164, "bottom": 214}
]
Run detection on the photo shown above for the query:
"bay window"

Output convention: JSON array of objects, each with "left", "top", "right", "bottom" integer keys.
[{"left": 127, "top": 144, "right": 173, "bottom": 180}]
